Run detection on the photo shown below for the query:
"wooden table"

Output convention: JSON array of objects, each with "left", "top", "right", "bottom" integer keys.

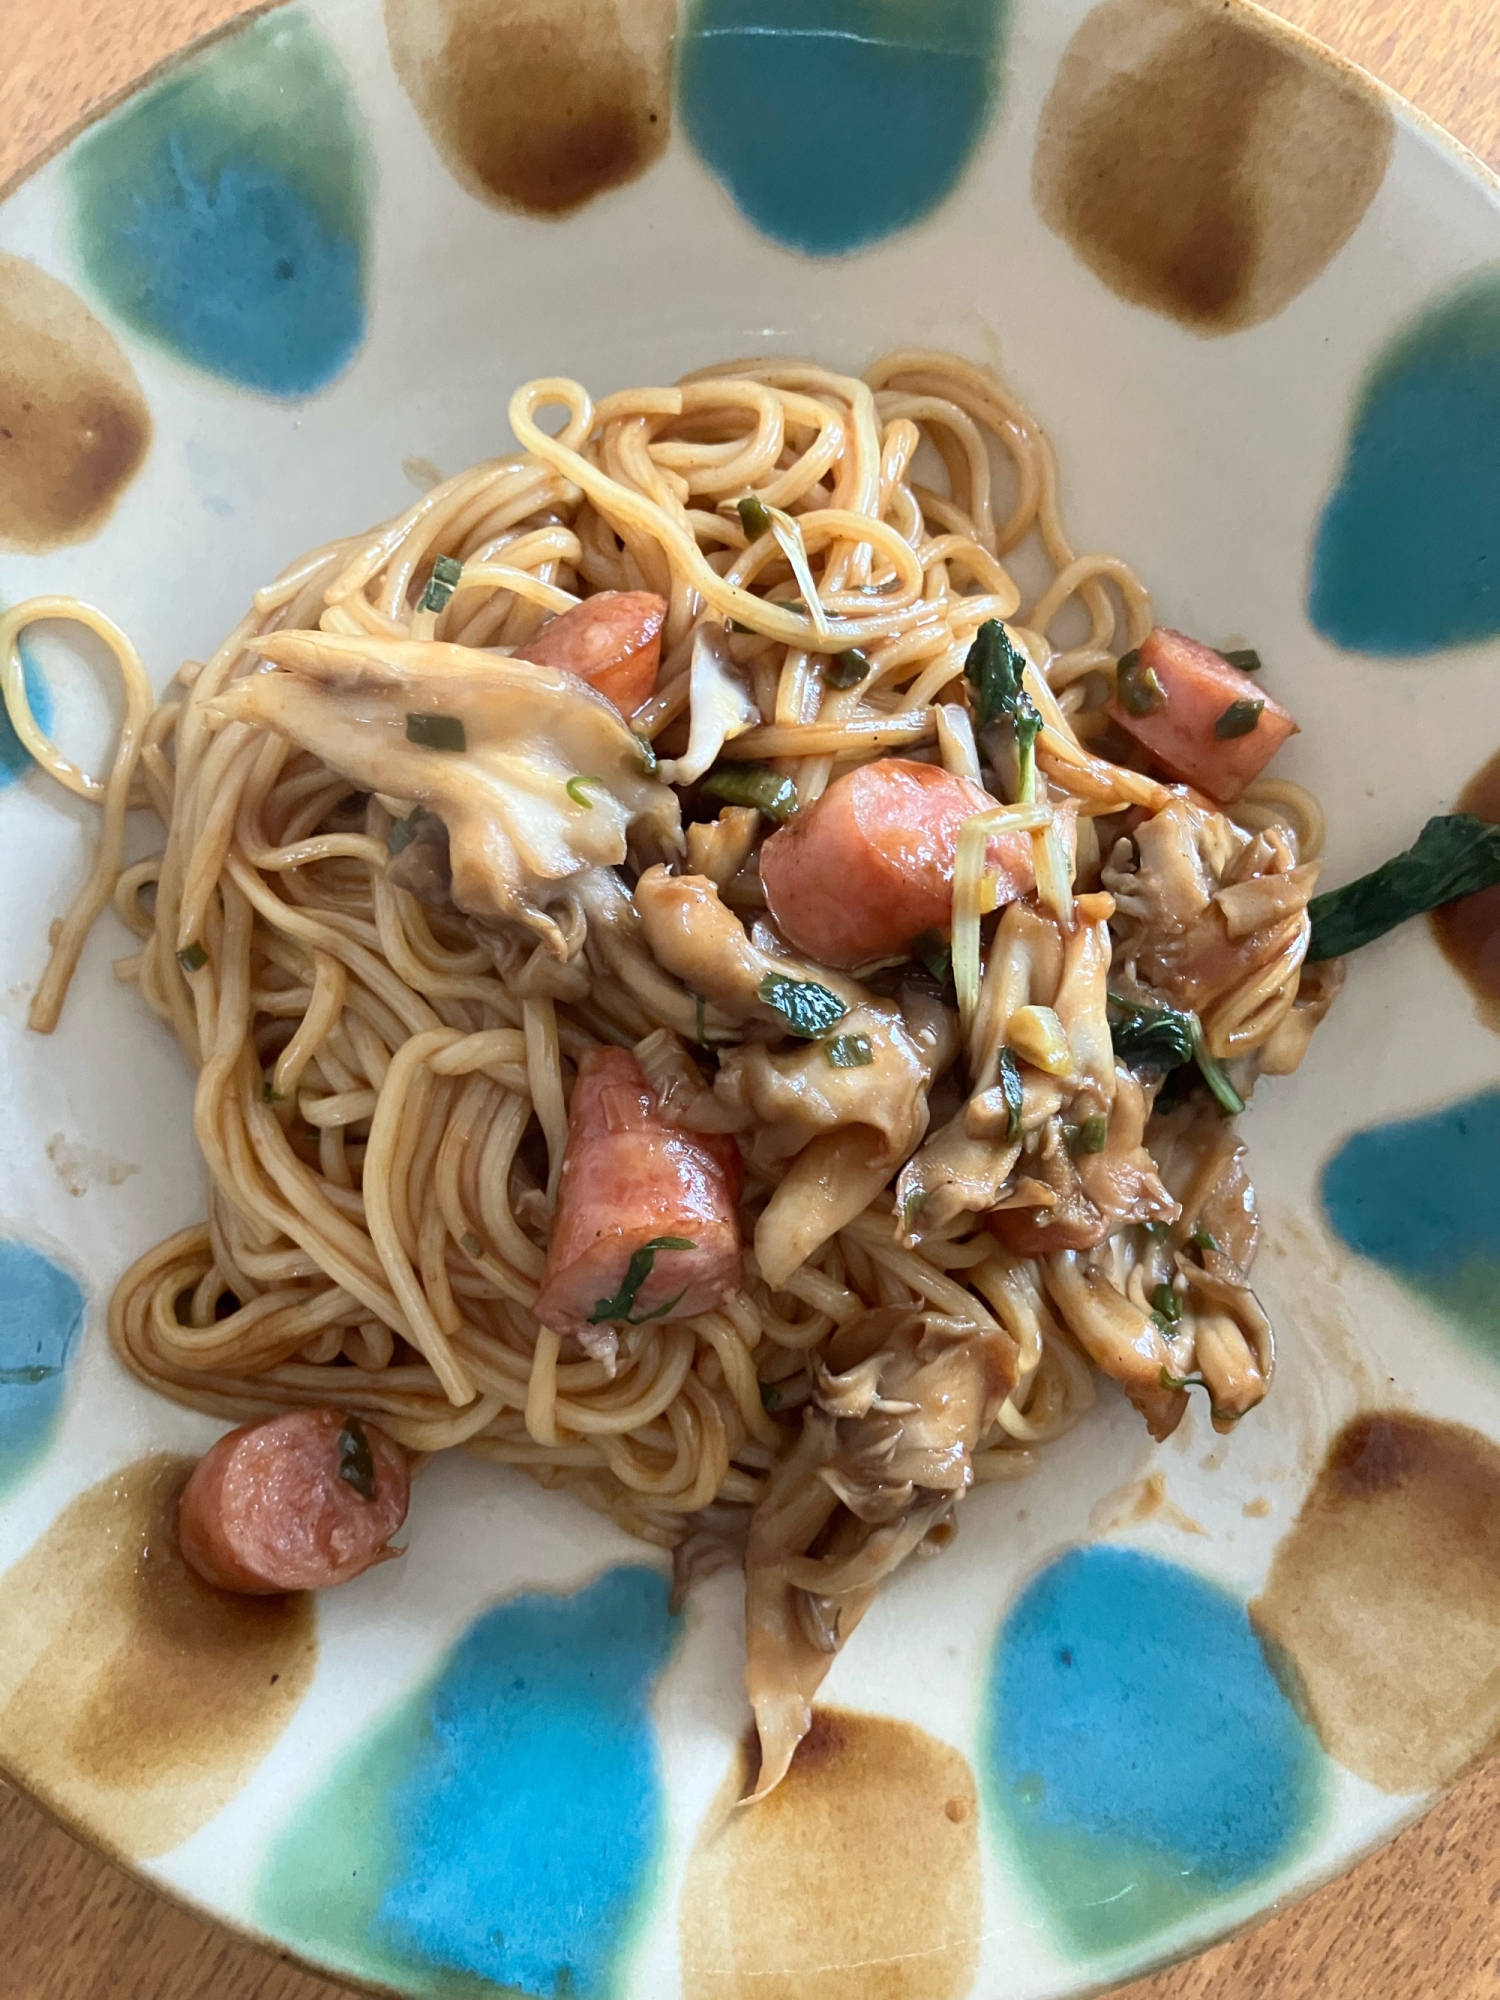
[{"left": 3, "top": 2, "right": 1499, "bottom": 1995}]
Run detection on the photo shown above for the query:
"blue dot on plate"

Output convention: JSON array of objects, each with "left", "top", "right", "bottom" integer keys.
[
  {"left": 1310, "top": 269, "right": 1500, "bottom": 655},
  {"left": 66, "top": 11, "right": 370, "bottom": 398},
  {"left": 0, "top": 1240, "right": 86, "bottom": 1495},
  {"left": 0, "top": 639, "right": 52, "bottom": 788},
  {"left": 678, "top": 0, "right": 1008, "bottom": 256},
  {"left": 983, "top": 1544, "right": 1325, "bottom": 1960},
  {"left": 259, "top": 1564, "right": 681, "bottom": 1998},
  {"left": 1322, "top": 1087, "right": 1500, "bottom": 1367}
]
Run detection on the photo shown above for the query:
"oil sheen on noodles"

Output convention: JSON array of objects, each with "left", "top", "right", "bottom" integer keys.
[{"left": 1, "top": 349, "right": 1333, "bottom": 1796}]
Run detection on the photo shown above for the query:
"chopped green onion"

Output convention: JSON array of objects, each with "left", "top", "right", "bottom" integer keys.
[
  {"left": 1159, "top": 1365, "right": 1202, "bottom": 1392},
  {"left": 176, "top": 940, "right": 208, "bottom": 973},
  {"left": 634, "top": 733, "right": 658, "bottom": 776},
  {"left": 566, "top": 775, "right": 604, "bottom": 809},
  {"left": 1079, "top": 1112, "right": 1110, "bottom": 1154},
  {"left": 901, "top": 1188, "right": 925, "bottom": 1232},
  {"left": 1190, "top": 1225, "right": 1220, "bottom": 1253},
  {"left": 337, "top": 1415, "right": 377, "bottom": 1501},
  {"left": 406, "top": 712, "right": 467, "bottom": 751},
  {"left": 1117, "top": 649, "right": 1167, "bottom": 716},
  {"left": 729, "top": 619, "right": 758, "bottom": 635},
  {"left": 460, "top": 1230, "right": 484, "bottom": 1258},
  {"left": 386, "top": 810, "right": 421, "bottom": 855},
  {"left": 1061, "top": 1123, "right": 1081, "bottom": 1150},
  {"left": 737, "top": 496, "right": 771, "bottom": 540},
  {"left": 826, "top": 648, "right": 869, "bottom": 689},
  {"left": 702, "top": 763, "right": 798, "bottom": 820},
  {"left": 1190, "top": 1017, "right": 1245, "bottom": 1115},
  {"left": 825, "top": 1033, "right": 874, "bottom": 1069},
  {"left": 418, "top": 553, "right": 463, "bottom": 613},
  {"left": 911, "top": 930, "right": 953, "bottom": 986},
  {"left": 1221, "top": 648, "right": 1262, "bottom": 673},
  {"left": 998, "top": 1046, "right": 1024, "bottom": 1141},
  {"left": 588, "top": 1236, "right": 695, "bottom": 1326},
  {"left": 1142, "top": 1220, "right": 1170, "bottom": 1241},
  {"left": 758, "top": 973, "right": 848, "bottom": 1040},
  {"left": 1214, "top": 698, "right": 1263, "bottom": 740},
  {"left": 1152, "top": 1282, "right": 1183, "bottom": 1324}
]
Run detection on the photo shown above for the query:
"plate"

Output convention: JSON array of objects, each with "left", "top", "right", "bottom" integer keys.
[{"left": 2, "top": 2, "right": 1500, "bottom": 1995}]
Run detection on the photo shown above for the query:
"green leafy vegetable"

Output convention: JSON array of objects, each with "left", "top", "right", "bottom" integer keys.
[
  {"left": 1190, "top": 1225, "right": 1220, "bottom": 1254},
  {"left": 337, "top": 1415, "right": 377, "bottom": 1501},
  {"left": 1079, "top": 1112, "right": 1110, "bottom": 1154},
  {"left": 1152, "top": 1282, "right": 1183, "bottom": 1324},
  {"left": 825, "top": 1032, "right": 874, "bottom": 1069},
  {"left": 1107, "top": 992, "right": 1244, "bottom": 1115},
  {"left": 1307, "top": 813, "right": 1500, "bottom": 962},
  {"left": 826, "top": 648, "right": 869, "bottom": 689},
  {"left": 759, "top": 973, "right": 848, "bottom": 1039},
  {"left": 1221, "top": 648, "right": 1262, "bottom": 673},
  {"left": 729, "top": 619, "right": 757, "bottom": 635},
  {"left": 1116, "top": 649, "right": 1166, "bottom": 716},
  {"left": 910, "top": 930, "right": 954, "bottom": 986},
  {"left": 1214, "top": 697, "right": 1264, "bottom": 740},
  {"left": 566, "top": 775, "right": 604, "bottom": 809},
  {"left": 998, "top": 1045, "right": 1024, "bottom": 1141},
  {"left": 1142, "top": 1220, "right": 1170, "bottom": 1242},
  {"left": 406, "top": 712, "right": 467, "bottom": 752},
  {"left": 588, "top": 1236, "right": 695, "bottom": 1326},
  {"left": 176, "top": 940, "right": 208, "bottom": 973},
  {"left": 737, "top": 495, "right": 771, "bottom": 540},
  {"left": 702, "top": 763, "right": 798, "bottom": 821},
  {"left": 964, "top": 620, "right": 1043, "bottom": 797},
  {"left": 1160, "top": 1365, "right": 1203, "bottom": 1392},
  {"left": 418, "top": 553, "right": 463, "bottom": 613}
]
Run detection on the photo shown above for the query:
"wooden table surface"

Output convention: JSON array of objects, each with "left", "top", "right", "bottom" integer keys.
[{"left": 3, "top": 2, "right": 1500, "bottom": 1996}]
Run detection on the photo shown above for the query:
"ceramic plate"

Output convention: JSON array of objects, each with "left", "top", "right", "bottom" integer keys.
[{"left": 2, "top": 2, "right": 1500, "bottom": 1995}]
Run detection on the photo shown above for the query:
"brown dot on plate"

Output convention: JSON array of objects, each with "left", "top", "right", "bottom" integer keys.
[
  {"left": 680, "top": 1708, "right": 980, "bottom": 2000},
  {"left": 0, "top": 1454, "right": 316, "bottom": 1859},
  {"left": 384, "top": 0, "right": 673, "bottom": 217},
  {"left": 1031, "top": 0, "right": 1393, "bottom": 334},
  {"left": 0, "top": 252, "right": 150, "bottom": 551},
  {"left": 1252, "top": 1411, "right": 1500, "bottom": 1793}
]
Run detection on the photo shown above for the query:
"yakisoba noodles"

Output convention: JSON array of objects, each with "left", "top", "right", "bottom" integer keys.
[{"left": 3, "top": 348, "right": 1337, "bottom": 1793}]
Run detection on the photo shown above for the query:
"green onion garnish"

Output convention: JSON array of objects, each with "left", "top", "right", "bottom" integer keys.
[
  {"left": 419, "top": 554, "right": 463, "bottom": 613},
  {"left": 701, "top": 763, "right": 798, "bottom": 820},
  {"left": 588, "top": 1236, "right": 695, "bottom": 1326},
  {"left": 825, "top": 1033, "right": 874, "bottom": 1068},
  {"left": 177, "top": 940, "right": 208, "bottom": 972},
  {"left": 337, "top": 1415, "right": 377, "bottom": 1501},
  {"left": 737, "top": 496, "right": 771, "bottom": 540},
  {"left": 566, "top": 775, "right": 604, "bottom": 809},
  {"left": 1079, "top": 1112, "right": 1109, "bottom": 1154},
  {"left": 1190, "top": 1225, "right": 1220, "bottom": 1253},
  {"left": 406, "top": 713, "right": 467, "bottom": 751},
  {"left": 1117, "top": 649, "right": 1167, "bottom": 716},
  {"left": 1215, "top": 698, "right": 1263, "bottom": 740},
  {"left": 634, "top": 734, "right": 658, "bottom": 776},
  {"left": 998, "top": 1045, "right": 1024, "bottom": 1140},
  {"left": 1221, "top": 648, "right": 1261, "bottom": 673},
  {"left": 759, "top": 973, "right": 848, "bottom": 1040},
  {"left": 826, "top": 648, "right": 869, "bottom": 689},
  {"left": 911, "top": 930, "right": 954, "bottom": 987},
  {"left": 1152, "top": 1282, "right": 1182, "bottom": 1324}
]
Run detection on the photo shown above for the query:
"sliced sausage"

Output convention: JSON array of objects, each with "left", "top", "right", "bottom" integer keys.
[
  {"left": 1106, "top": 629, "right": 1298, "bottom": 805},
  {"left": 535, "top": 1047, "right": 743, "bottom": 1338},
  {"left": 759, "top": 759, "right": 1034, "bottom": 970},
  {"left": 513, "top": 590, "right": 666, "bottom": 719},
  {"left": 178, "top": 1407, "right": 409, "bottom": 1594}
]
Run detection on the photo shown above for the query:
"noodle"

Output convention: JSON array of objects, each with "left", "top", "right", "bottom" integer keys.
[{"left": 4, "top": 346, "right": 1330, "bottom": 1784}]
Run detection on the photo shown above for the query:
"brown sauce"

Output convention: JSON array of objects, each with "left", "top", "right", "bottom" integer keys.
[
  {"left": 0, "top": 1454, "right": 316, "bottom": 1859},
  {"left": 1032, "top": 0, "right": 1392, "bottom": 334},
  {"left": 1432, "top": 747, "right": 1500, "bottom": 1028},
  {"left": 680, "top": 1708, "right": 981, "bottom": 2000},
  {"left": 1252, "top": 1411, "right": 1500, "bottom": 1793}
]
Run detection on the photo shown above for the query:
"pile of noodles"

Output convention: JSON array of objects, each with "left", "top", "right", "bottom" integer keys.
[{"left": 0, "top": 348, "right": 1323, "bottom": 1567}]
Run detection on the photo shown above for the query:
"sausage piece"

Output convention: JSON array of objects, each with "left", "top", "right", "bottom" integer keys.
[
  {"left": 1106, "top": 629, "right": 1298, "bottom": 805},
  {"left": 513, "top": 591, "right": 666, "bottom": 719},
  {"left": 759, "top": 759, "right": 1034, "bottom": 969},
  {"left": 178, "top": 1408, "right": 410, "bottom": 1594},
  {"left": 535, "top": 1047, "right": 743, "bottom": 1339}
]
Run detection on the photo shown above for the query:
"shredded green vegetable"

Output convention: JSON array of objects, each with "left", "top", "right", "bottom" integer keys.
[
  {"left": 1214, "top": 698, "right": 1263, "bottom": 740},
  {"left": 1221, "top": 648, "right": 1262, "bottom": 673},
  {"left": 1307, "top": 813, "right": 1500, "bottom": 962},
  {"left": 998, "top": 1046, "right": 1024, "bottom": 1140},
  {"left": 588, "top": 1237, "right": 695, "bottom": 1326},
  {"left": 825, "top": 1033, "right": 874, "bottom": 1068},
  {"left": 758, "top": 973, "right": 848, "bottom": 1039},
  {"left": 177, "top": 940, "right": 208, "bottom": 972},
  {"left": 702, "top": 763, "right": 798, "bottom": 820},
  {"left": 736, "top": 496, "right": 771, "bottom": 540},
  {"left": 1079, "top": 1112, "right": 1110, "bottom": 1154},
  {"left": 566, "top": 775, "right": 604, "bottom": 809},
  {"left": 826, "top": 648, "right": 869, "bottom": 689},
  {"left": 406, "top": 713, "right": 466, "bottom": 752},
  {"left": 418, "top": 553, "right": 463, "bottom": 613},
  {"left": 1116, "top": 649, "right": 1167, "bottom": 716}
]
